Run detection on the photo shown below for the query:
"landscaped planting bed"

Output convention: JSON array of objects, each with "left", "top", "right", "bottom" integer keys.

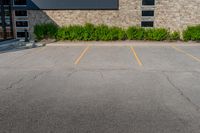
[{"left": 34, "top": 23, "right": 200, "bottom": 42}]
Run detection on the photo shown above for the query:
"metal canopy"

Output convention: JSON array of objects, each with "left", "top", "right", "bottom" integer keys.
[{"left": 23, "top": 0, "right": 119, "bottom": 10}]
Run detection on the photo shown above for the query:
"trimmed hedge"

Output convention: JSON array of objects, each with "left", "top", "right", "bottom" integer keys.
[
  {"left": 56, "top": 24, "right": 127, "bottom": 41},
  {"left": 94, "top": 25, "right": 127, "bottom": 41},
  {"left": 144, "top": 28, "right": 169, "bottom": 41},
  {"left": 183, "top": 25, "right": 200, "bottom": 41},
  {"left": 126, "top": 27, "right": 145, "bottom": 40},
  {"left": 34, "top": 23, "right": 200, "bottom": 41},
  {"left": 34, "top": 23, "right": 58, "bottom": 40},
  {"left": 56, "top": 25, "right": 84, "bottom": 41}
]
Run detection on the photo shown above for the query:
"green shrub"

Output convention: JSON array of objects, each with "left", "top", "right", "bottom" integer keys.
[
  {"left": 144, "top": 28, "right": 169, "bottom": 41},
  {"left": 183, "top": 25, "right": 200, "bottom": 41},
  {"left": 106, "top": 27, "right": 118, "bottom": 40},
  {"left": 34, "top": 23, "right": 58, "bottom": 40},
  {"left": 56, "top": 25, "right": 84, "bottom": 40},
  {"left": 67, "top": 25, "right": 84, "bottom": 40},
  {"left": 56, "top": 24, "right": 126, "bottom": 41},
  {"left": 94, "top": 25, "right": 110, "bottom": 41},
  {"left": 118, "top": 29, "right": 127, "bottom": 40},
  {"left": 83, "top": 23, "right": 96, "bottom": 41},
  {"left": 35, "top": 23, "right": 188, "bottom": 42},
  {"left": 126, "top": 27, "right": 145, "bottom": 40},
  {"left": 107, "top": 27, "right": 127, "bottom": 40},
  {"left": 56, "top": 27, "right": 69, "bottom": 40},
  {"left": 169, "top": 31, "right": 180, "bottom": 41}
]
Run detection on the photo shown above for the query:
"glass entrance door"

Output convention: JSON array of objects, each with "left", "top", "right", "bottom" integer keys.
[{"left": 0, "top": 0, "right": 14, "bottom": 41}]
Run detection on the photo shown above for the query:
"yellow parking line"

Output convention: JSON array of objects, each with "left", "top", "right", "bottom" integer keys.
[
  {"left": 130, "top": 46, "right": 143, "bottom": 66},
  {"left": 171, "top": 45, "right": 200, "bottom": 63},
  {"left": 74, "top": 46, "right": 90, "bottom": 65}
]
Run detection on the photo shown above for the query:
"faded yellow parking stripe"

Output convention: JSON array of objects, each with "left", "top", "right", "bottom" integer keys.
[
  {"left": 74, "top": 46, "right": 90, "bottom": 65},
  {"left": 130, "top": 46, "right": 143, "bottom": 66},
  {"left": 171, "top": 45, "right": 200, "bottom": 63}
]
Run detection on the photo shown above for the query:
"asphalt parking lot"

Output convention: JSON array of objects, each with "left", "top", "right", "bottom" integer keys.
[{"left": 1, "top": 42, "right": 200, "bottom": 133}]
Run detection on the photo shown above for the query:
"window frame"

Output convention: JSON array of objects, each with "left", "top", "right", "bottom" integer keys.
[
  {"left": 14, "top": 10, "right": 28, "bottom": 18},
  {"left": 13, "top": 0, "right": 27, "bottom": 6},
  {"left": 142, "top": 10, "right": 154, "bottom": 17},
  {"left": 142, "top": 0, "right": 155, "bottom": 6},
  {"left": 141, "top": 21, "right": 154, "bottom": 27},
  {"left": 15, "top": 20, "right": 29, "bottom": 28},
  {"left": 16, "top": 30, "right": 29, "bottom": 39}
]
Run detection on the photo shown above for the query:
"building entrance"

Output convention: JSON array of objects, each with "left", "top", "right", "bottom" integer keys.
[{"left": 0, "top": 0, "right": 14, "bottom": 42}]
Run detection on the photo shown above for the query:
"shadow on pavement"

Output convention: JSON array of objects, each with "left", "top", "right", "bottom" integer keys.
[{"left": 0, "top": 45, "right": 44, "bottom": 55}]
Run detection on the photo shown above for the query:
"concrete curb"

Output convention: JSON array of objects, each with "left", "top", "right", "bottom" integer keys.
[
  {"left": 0, "top": 40, "right": 20, "bottom": 51},
  {"left": 0, "top": 40, "right": 46, "bottom": 52},
  {"left": 46, "top": 41, "right": 200, "bottom": 47}
]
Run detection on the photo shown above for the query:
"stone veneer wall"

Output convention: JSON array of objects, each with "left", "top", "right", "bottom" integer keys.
[
  {"left": 28, "top": 0, "right": 141, "bottom": 39},
  {"left": 27, "top": 0, "right": 200, "bottom": 39},
  {"left": 155, "top": 0, "right": 200, "bottom": 31}
]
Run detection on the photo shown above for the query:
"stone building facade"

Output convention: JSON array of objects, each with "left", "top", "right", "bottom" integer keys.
[{"left": 6, "top": 0, "right": 200, "bottom": 40}]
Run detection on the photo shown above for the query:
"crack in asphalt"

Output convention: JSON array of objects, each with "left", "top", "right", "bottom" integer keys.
[
  {"left": 2, "top": 70, "right": 52, "bottom": 90},
  {"left": 0, "top": 65, "right": 200, "bottom": 75},
  {"left": 32, "top": 71, "right": 48, "bottom": 80},
  {"left": 65, "top": 69, "right": 106, "bottom": 81},
  {"left": 162, "top": 72, "right": 200, "bottom": 112},
  {"left": 99, "top": 71, "right": 105, "bottom": 81},
  {"left": 31, "top": 70, "right": 53, "bottom": 82},
  {"left": 5, "top": 78, "right": 24, "bottom": 90},
  {"left": 66, "top": 70, "right": 78, "bottom": 78}
]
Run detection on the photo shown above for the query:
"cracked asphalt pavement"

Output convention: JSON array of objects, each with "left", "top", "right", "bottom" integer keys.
[{"left": 1, "top": 44, "right": 200, "bottom": 133}]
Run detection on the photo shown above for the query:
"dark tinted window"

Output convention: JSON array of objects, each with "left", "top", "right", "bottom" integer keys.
[
  {"left": 16, "top": 21, "right": 28, "bottom": 27},
  {"left": 2, "top": 0, "right": 11, "bottom": 5},
  {"left": 0, "top": 18, "right": 2, "bottom": 26},
  {"left": 15, "top": 10, "right": 27, "bottom": 16},
  {"left": 142, "top": 11, "right": 154, "bottom": 16},
  {"left": 14, "top": 0, "right": 27, "bottom": 5},
  {"left": 17, "top": 31, "right": 29, "bottom": 38},
  {"left": 0, "top": 8, "right": 1, "bottom": 26},
  {"left": 142, "top": 0, "right": 155, "bottom": 5},
  {"left": 141, "top": 21, "right": 154, "bottom": 27}
]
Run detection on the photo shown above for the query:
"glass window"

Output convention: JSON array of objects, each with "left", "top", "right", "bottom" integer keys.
[
  {"left": 17, "top": 31, "right": 29, "bottom": 38},
  {"left": 15, "top": 10, "right": 27, "bottom": 17},
  {"left": 4, "top": 9, "right": 11, "bottom": 17},
  {"left": 4, "top": 8, "right": 12, "bottom": 26},
  {"left": 5, "top": 18, "right": 11, "bottom": 26},
  {"left": 16, "top": 21, "right": 28, "bottom": 27},
  {"left": 142, "top": 11, "right": 154, "bottom": 16},
  {"left": 0, "top": 0, "right": 14, "bottom": 40},
  {"left": 3, "top": 0, "right": 11, "bottom": 5},
  {"left": 0, "top": 9, "right": 2, "bottom": 26},
  {"left": 141, "top": 21, "right": 154, "bottom": 27},
  {"left": 14, "top": 0, "right": 27, "bottom": 5},
  {"left": 142, "top": 0, "right": 155, "bottom": 5},
  {"left": 0, "top": 18, "right": 2, "bottom": 26}
]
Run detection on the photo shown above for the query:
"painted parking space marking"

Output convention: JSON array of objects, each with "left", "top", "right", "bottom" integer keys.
[
  {"left": 74, "top": 45, "right": 90, "bottom": 65},
  {"left": 130, "top": 46, "right": 143, "bottom": 66},
  {"left": 171, "top": 45, "right": 200, "bottom": 63}
]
